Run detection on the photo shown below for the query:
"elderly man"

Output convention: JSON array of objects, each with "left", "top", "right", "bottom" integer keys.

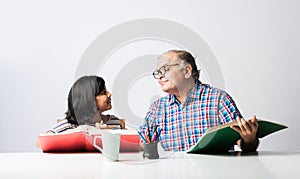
[{"left": 139, "top": 50, "right": 259, "bottom": 152}]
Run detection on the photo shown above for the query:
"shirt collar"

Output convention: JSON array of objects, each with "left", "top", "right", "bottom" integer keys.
[
  {"left": 168, "top": 80, "right": 202, "bottom": 106},
  {"left": 185, "top": 80, "right": 201, "bottom": 104},
  {"left": 169, "top": 94, "right": 177, "bottom": 105}
]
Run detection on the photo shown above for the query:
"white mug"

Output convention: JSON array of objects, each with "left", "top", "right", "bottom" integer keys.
[{"left": 93, "top": 130, "right": 121, "bottom": 161}]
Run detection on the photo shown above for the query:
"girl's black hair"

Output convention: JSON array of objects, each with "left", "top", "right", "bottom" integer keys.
[{"left": 65, "top": 76, "right": 105, "bottom": 125}]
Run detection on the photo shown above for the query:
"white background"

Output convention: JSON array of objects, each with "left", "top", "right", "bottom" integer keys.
[{"left": 0, "top": 0, "right": 299, "bottom": 152}]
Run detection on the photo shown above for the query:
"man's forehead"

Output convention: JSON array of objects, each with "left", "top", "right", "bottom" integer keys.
[
  {"left": 157, "top": 53, "right": 178, "bottom": 65},
  {"left": 160, "top": 52, "right": 177, "bottom": 59}
]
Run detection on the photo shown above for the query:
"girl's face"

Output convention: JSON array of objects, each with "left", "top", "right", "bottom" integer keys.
[{"left": 96, "top": 86, "right": 112, "bottom": 113}]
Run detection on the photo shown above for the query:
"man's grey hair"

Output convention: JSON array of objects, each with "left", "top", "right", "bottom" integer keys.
[{"left": 166, "top": 50, "right": 200, "bottom": 83}]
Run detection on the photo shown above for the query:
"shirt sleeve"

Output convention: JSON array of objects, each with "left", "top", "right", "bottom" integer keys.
[
  {"left": 45, "top": 119, "right": 77, "bottom": 133},
  {"left": 105, "top": 115, "right": 123, "bottom": 129},
  {"left": 218, "top": 91, "right": 243, "bottom": 124},
  {"left": 138, "top": 100, "right": 159, "bottom": 143}
]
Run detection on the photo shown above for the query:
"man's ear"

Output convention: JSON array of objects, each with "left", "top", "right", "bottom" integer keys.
[{"left": 184, "top": 64, "right": 192, "bottom": 78}]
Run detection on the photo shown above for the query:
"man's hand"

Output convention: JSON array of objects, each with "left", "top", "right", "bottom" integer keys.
[
  {"left": 231, "top": 115, "right": 259, "bottom": 152},
  {"left": 231, "top": 115, "right": 258, "bottom": 142}
]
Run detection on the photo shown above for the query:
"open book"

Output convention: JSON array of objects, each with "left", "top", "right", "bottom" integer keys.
[
  {"left": 38, "top": 129, "right": 140, "bottom": 153},
  {"left": 187, "top": 119, "right": 287, "bottom": 154}
]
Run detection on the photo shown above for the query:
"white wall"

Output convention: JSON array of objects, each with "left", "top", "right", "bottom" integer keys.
[{"left": 0, "top": 0, "right": 299, "bottom": 152}]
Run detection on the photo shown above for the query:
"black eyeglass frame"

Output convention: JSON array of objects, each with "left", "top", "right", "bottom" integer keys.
[{"left": 152, "top": 63, "right": 180, "bottom": 79}]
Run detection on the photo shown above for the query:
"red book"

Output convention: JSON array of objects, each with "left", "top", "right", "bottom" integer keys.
[{"left": 38, "top": 130, "right": 140, "bottom": 153}]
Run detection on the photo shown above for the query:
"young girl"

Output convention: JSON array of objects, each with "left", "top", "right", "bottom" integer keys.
[{"left": 47, "top": 75, "right": 123, "bottom": 133}]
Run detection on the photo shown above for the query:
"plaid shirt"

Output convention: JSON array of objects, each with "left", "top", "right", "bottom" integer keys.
[{"left": 139, "top": 81, "right": 242, "bottom": 151}]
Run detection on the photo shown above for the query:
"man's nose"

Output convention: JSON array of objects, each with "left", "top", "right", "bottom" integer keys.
[{"left": 158, "top": 73, "right": 165, "bottom": 80}]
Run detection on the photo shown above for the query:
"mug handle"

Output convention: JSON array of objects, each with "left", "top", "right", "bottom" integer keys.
[{"left": 93, "top": 135, "right": 103, "bottom": 153}]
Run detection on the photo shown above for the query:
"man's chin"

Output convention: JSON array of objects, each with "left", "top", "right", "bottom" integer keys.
[{"left": 161, "top": 86, "right": 170, "bottom": 93}]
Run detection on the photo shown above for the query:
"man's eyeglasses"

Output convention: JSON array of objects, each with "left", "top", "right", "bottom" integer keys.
[{"left": 152, "top": 63, "right": 179, "bottom": 79}]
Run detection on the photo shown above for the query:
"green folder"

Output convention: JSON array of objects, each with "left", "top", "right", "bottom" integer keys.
[{"left": 187, "top": 119, "right": 287, "bottom": 154}]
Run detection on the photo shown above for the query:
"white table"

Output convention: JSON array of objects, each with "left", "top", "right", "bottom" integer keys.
[{"left": 1, "top": 150, "right": 300, "bottom": 179}]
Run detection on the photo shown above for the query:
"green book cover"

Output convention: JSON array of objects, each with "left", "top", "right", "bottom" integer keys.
[{"left": 187, "top": 119, "right": 287, "bottom": 154}]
